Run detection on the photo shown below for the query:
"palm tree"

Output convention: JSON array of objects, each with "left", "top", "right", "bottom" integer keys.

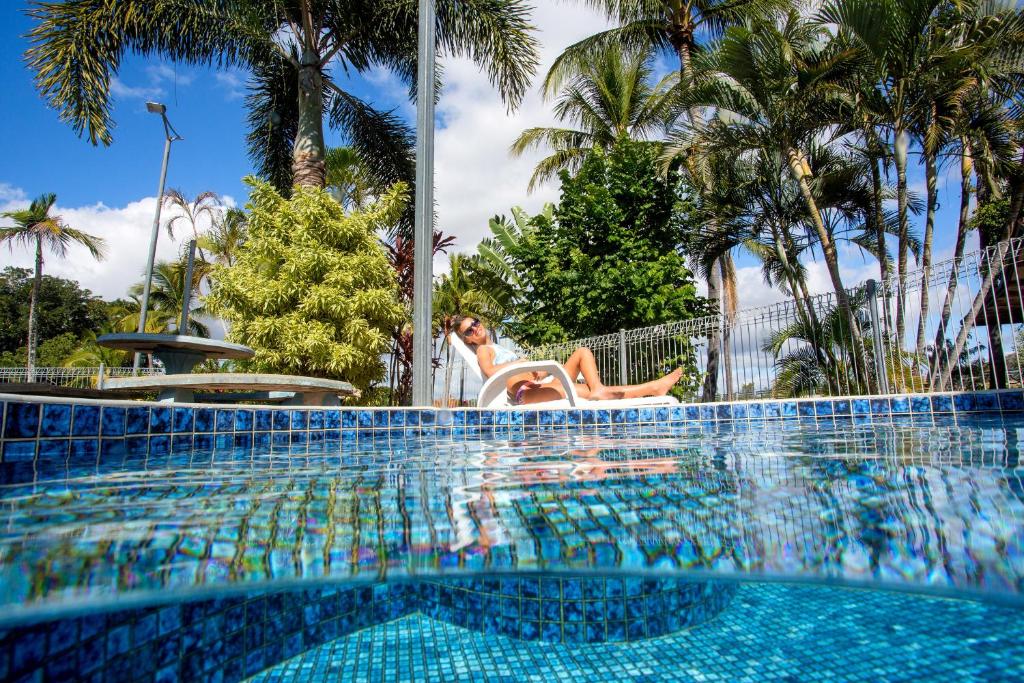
[
  {"left": 162, "top": 189, "right": 221, "bottom": 259},
  {"left": 128, "top": 259, "right": 211, "bottom": 337},
  {"left": 468, "top": 204, "right": 552, "bottom": 319},
  {"left": 511, "top": 45, "right": 674, "bottom": 190},
  {"left": 25, "top": 0, "right": 540, "bottom": 193},
  {"left": 198, "top": 208, "right": 248, "bottom": 268},
  {"left": 551, "top": 0, "right": 769, "bottom": 400},
  {"left": 670, "top": 11, "right": 872, "bottom": 381},
  {"left": 325, "top": 146, "right": 377, "bottom": 211},
  {"left": 0, "top": 193, "right": 106, "bottom": 377}
]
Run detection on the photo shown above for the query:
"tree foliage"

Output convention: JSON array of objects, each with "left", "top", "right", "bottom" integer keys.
[
  {"left": 503, "top": 137, "right": 709, "bottom": 345},
  {"left": 206, "top": 177, "right": 405, "bottom": 391},
  {"left": 0, "top": 267, "right": 108, "bottom": 356}
]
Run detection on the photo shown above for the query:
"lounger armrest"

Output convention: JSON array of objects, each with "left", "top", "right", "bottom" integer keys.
[{"left": 477, "top": 361, "right": 577, "bottom": 408}]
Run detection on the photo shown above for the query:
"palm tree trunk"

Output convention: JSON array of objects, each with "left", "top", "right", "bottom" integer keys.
[
  {"left": 894, "top": 128, "right": 911, "bottom": 346},
  {"left": 787, "top": 147, "right": 871, "bottom": 388},
  {"left": 702, "top": 259, "right": 723, "bottom": 402},
  {"left": 871, "top": 153, "right": 888, "bottom": 284},
  {"left": 27, "top": 235, "right": 42, "bottom": 381},
  {"left": 293, "top": 48, "right": 327, "bottom": 188},
  {"left": 914, "top": 150, "right": 938, "bottom": 359},
  {"left": 928, "top": 144, "right": 973, "bottom": 388}
]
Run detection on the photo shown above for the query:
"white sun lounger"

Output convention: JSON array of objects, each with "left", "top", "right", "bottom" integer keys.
[{"left": 449, "top": 333, "right": 678, "bottom": 409}]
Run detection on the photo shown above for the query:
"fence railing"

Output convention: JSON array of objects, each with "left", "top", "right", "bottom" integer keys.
[
  {"left": 444, "top": 237, "right": 1024, "bottom": 402},
  {"left": 0, "top": 366, "right": 163, "bottom": 390}
]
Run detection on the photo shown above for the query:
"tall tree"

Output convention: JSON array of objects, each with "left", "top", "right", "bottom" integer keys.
[
  {"left": 25, "top": 0, "right": 540, "bottom": 193},
  {"left": 511, "top": 44, "right": 673, "bottom": 190},
  {"left": 0, "top": 194, "right": 105, "bottom": 376},
  {"left": 550, "top": 0, "right": 770, "bottom": 400},
  {"left": 670, "top": 12, "right": 871, "bottom": 374}
]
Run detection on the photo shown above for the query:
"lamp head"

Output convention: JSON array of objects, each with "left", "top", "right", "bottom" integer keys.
[{"left": 146, "top": 102, "right": 167, "bottom": 115}]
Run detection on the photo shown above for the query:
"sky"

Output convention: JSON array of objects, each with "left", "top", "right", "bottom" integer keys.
[{"left": 0, "top": 2, "right": 976, "bottom": 322}]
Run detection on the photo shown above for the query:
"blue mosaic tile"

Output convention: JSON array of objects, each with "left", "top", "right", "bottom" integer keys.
[
  {"left": 763, "top": 402, "right": 780, "bottom": 418},
  {"left": 214, "top": 409, "right": 233, "bottom": 432},
  {"left": 782, "top": 401, "right": 798, "bottom": 417},
  {"left": 716, "top": 404, "right": 732, "bottom": 420},
  {"left": 833, "top": 400, "right": 851, "bottom": 416},
  {"left": 290, "top": 410, "right": 308, "bottom": 430},
  {"left": 172, "top": 408, "right": 194, "bottom": 433},
  {"left": 890, "top": 397, "right": 910, "bottom": 414},
  {"left": 358, "top": 410, "right": 375, "bottom": 428},
  {"left": 40, "top": 403, "right": 72, "bottom": 437},
  {"left": 798, "top": 401, "right": 816, "bottom": 417},
  {"left": 308, "top": 410, "right": 325, "bottom": 430},
  {"left": 404, "top": 411, "right": 420, "bottom": 427},
  {"left": 234, "top": 409, "right": 254, "bottom": 432},
  {"left": 149, "top": 435, "right": 171, "bottom": 455},
  {"left": 70, "top": 438, "right": 99, "bottom": 459},
  {"left": 150, "top": 407, "right": 171, "bottom": 433},
  {"left": 254, "top": 410, "right": 272, "bottom": 431},
  {"left": 38, "top": 438, "right": 69, "bottom": 460},
  {"left": 954, "top": 393, "right": 976, "bottom": 412},
  {"left": 814, "top": 401, "right": 833, "bottom": 417},
  {"left": 974, "top": 391, "right": 999, "bottom": 412},
  {"left": 100, "top": 438, "right": 125, "bottom": 458},
  {"left": 869, "top": 398, "right": 890, "bottom": 414},
  {"left": 191, "top": 408, "right": 212, "bottom": 433},
  {"left": 1000, "top": 390, "right": 1024, "bottom": 411},
  {"left": 72, "top": 404, "right": 100, "bottom": 436},
  {"left": 2, "top": 440, "right": 36, "bottom": 461},
  {"left": 101, "top": 406, "right": 126, "bottom": 436},
  {"left": 126, "top": 407, "right": 150, "bottom": 435},
  {"left": 852, "top": 398, "right": 870, "bottom": 415},
  {"left": 272, "top": 410, "right": 290, "bottom": 431},
  {"left": 910, "top": 396, "right": 932, "bottom": 413},
  {"left": 731, "top": 404, "right": 747, "bottom": 420},
  {"left": 374, "top": 411, "right": 390, "bottom": 428}
]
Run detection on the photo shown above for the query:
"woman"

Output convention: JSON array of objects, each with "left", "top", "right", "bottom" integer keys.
[{"left": 454, "top": 316, "right": 683, "bottom": 405}]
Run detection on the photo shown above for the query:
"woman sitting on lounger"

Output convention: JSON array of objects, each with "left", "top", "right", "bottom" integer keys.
[{"left": 454, "top": 316, "right": 683, "bottom": 405}]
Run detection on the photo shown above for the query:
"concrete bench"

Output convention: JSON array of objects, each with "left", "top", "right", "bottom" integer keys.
[{"left": 99, "top": 373, "right": 358, "bottom": 406}]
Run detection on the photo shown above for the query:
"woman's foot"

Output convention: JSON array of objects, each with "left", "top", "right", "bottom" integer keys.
[{"left": 651, "top": 368, "right": 684, "bottom": 396}]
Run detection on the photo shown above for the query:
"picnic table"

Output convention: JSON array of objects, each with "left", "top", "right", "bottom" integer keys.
[{"left": 96, "top": 334, "right": 356, "bottom": 405}]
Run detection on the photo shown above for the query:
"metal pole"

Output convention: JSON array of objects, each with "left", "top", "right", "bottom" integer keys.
[
  {"left": 179, "top": 239, "right": 197, "bottom": 334},
  {"left": 412, "top": 0, "right": 436, "bottom": 407},
  {"left": 866, "top": 279, "right": 889, "bottom": 394},
  {"left": 618, "top": 329, "right": 627, "bottom": 385},
  {"left": 134, "top": 134, "right": 172, "bottom": 374}
]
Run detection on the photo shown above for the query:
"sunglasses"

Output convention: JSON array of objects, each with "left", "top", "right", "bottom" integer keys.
[{"left": 460, "top": 319, "right": 482, "bottom": 337}]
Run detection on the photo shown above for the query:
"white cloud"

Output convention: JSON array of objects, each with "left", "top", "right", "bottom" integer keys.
[
  {"left": 214, "top": 70, "right": 247, "bottom": 101},
  {"left": 431, "top": 5, "right": 614, "bottom": 267},
  {"left": 110, "top": 77, "right": 164, "bottom": 101},
  {"left": 1, "top": 189, "right": 220, "bottom": 301},
  {"left": 146, "top": 63, "right": 195, "bottom": 87}
]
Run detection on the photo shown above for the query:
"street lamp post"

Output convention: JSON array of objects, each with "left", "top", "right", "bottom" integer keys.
[
  {"left": 412, "top": 0, "right": 436, "bottom": 406},
  {"left": 133, "top": 102, "right": 183, "bottom": 372}
]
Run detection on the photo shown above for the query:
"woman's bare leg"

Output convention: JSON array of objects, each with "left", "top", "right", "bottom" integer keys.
[
  {"left": 598, "top": 368, "right": 684, "bottom": 398},
  {"left": 562, "top": 347, "right": 605, "bottom": 390}
]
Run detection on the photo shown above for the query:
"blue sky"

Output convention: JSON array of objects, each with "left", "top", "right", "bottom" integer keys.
[{"left": 0, "top": 2, "right": 974, "bottom": 312}]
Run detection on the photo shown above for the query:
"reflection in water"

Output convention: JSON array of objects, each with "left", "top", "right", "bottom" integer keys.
[{"left": 1, "top": 417, "right": 1023, "bottom": 621}]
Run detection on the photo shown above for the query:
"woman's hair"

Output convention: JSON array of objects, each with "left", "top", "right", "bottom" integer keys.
[{"left": 453, "top": 315, "right": 471, "bottom": 340}]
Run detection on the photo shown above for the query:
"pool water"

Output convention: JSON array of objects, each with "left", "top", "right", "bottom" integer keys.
[{"left": 2, "top": 413, "right": 1023, "bottom": 680}]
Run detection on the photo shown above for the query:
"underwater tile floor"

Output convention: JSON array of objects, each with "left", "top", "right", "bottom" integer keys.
[{"left": 247, "top": 582, "right": 1024, "bottom": 682}]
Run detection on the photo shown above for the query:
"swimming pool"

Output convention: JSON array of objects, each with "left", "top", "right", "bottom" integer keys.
[{"left": 1, "top": 392, "right": 1023, "bottom": 681}]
